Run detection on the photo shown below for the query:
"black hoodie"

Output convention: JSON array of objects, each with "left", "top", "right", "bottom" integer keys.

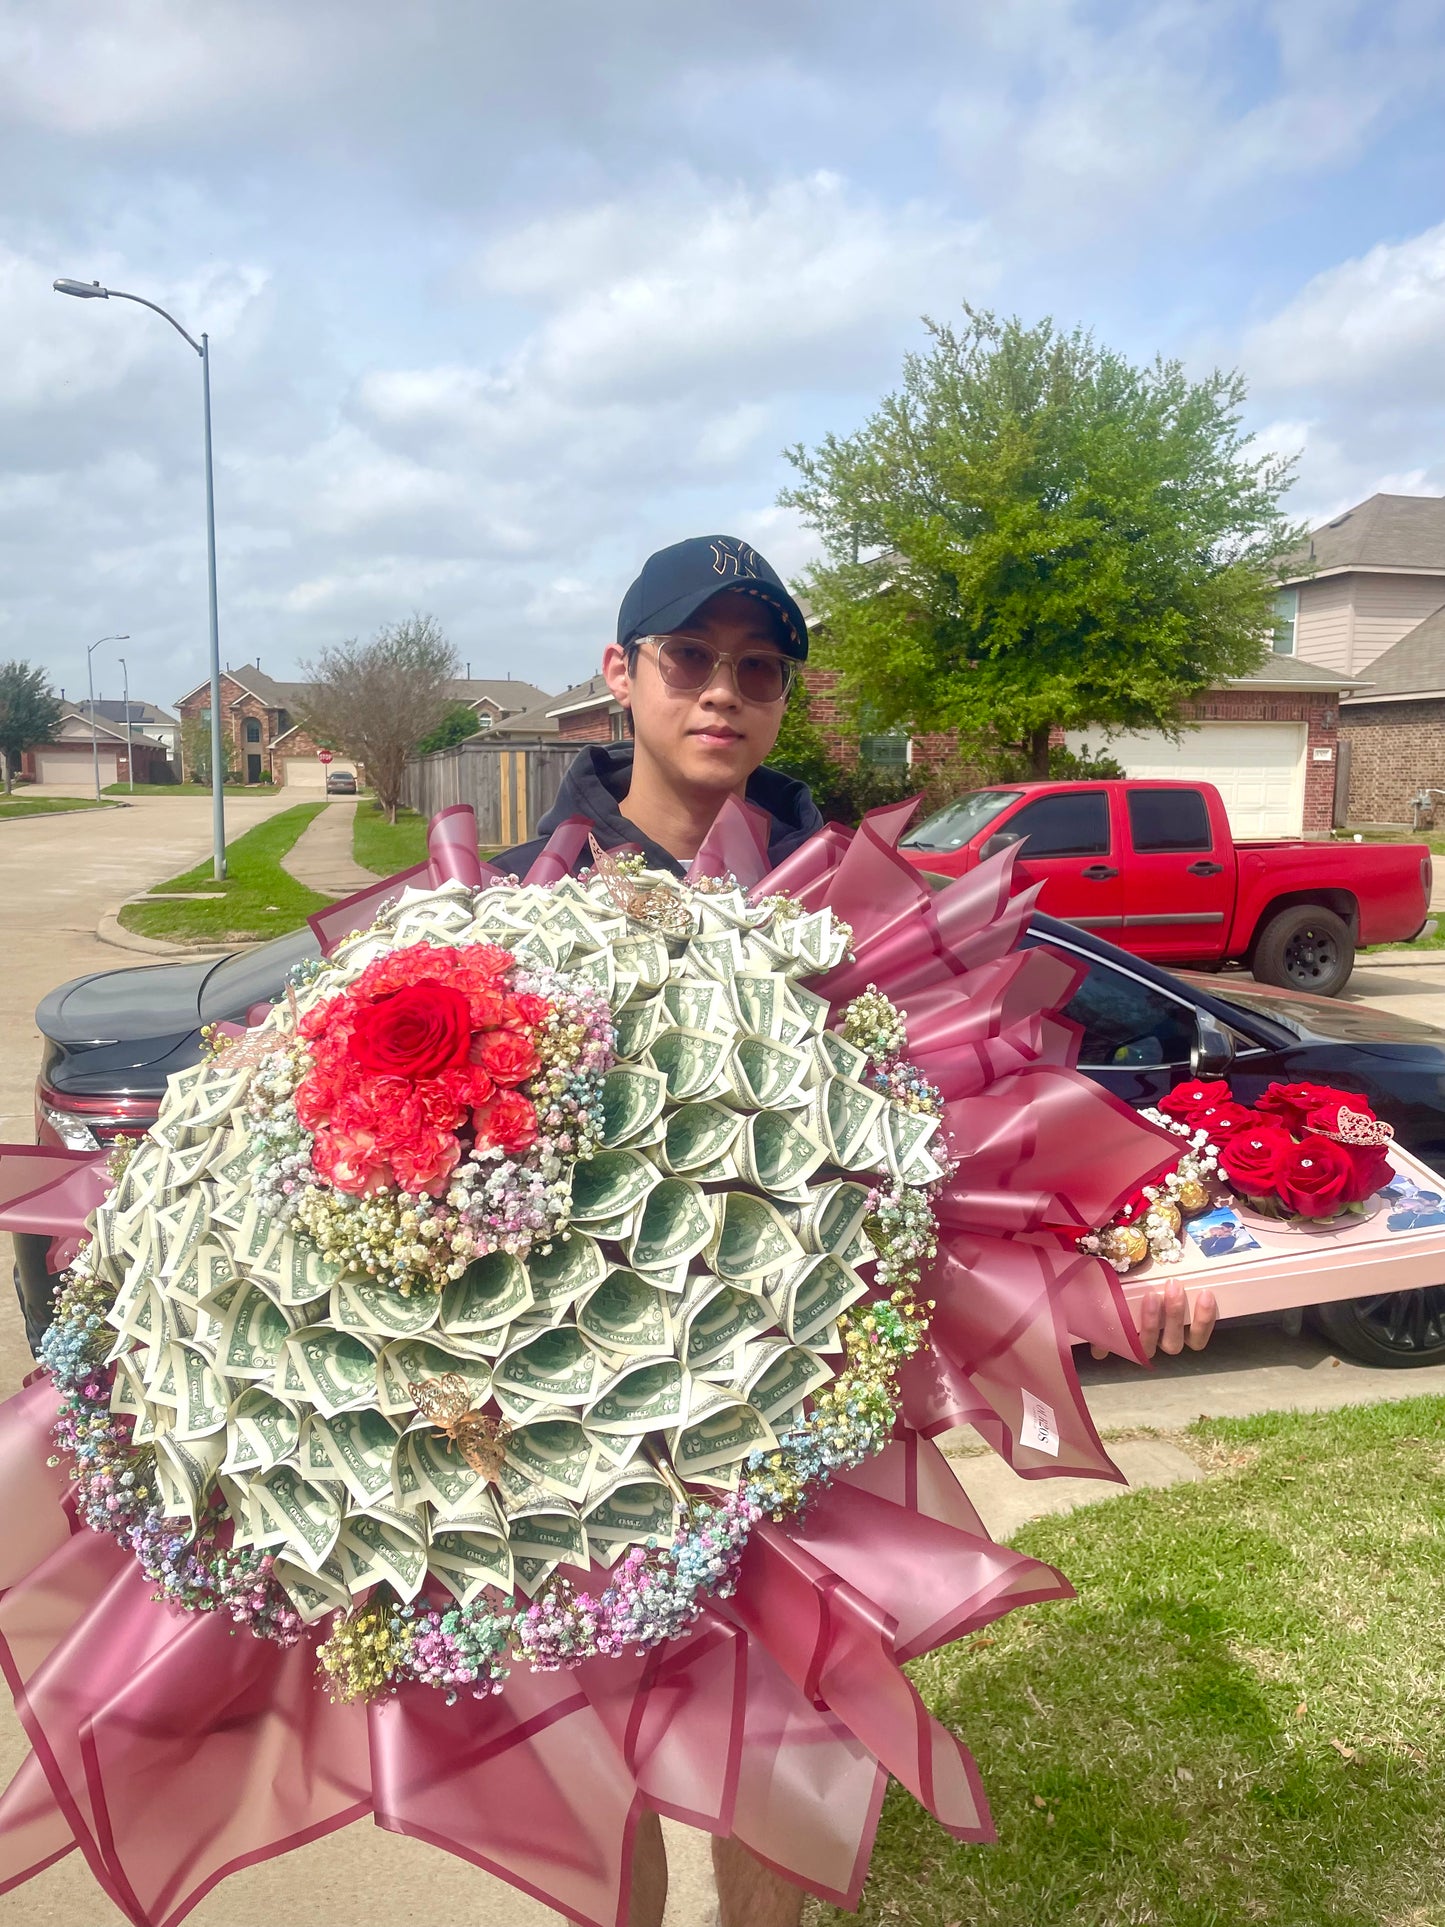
[{"left": 497, "top": 743, "right": 825, "bottom": 878}]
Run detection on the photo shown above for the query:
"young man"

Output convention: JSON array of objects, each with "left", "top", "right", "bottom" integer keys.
[{"left": 500, "top": 535, "right": 1215, "bottom": 1927}]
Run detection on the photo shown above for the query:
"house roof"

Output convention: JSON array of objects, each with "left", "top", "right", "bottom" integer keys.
[
  {"left": 74, "top": 698, "right": 179, "bottom": 727},
  {"left": 175, "top": 665, "right": 311, "bottom": 710},
  {"left": 488, "top": 702, "right": 560, "bottom": 736},
  {"left": 1225, "top": 655, "right": 1366, "bottom": 694},
  {"left": 1339, "top": 605, "right": 1445, "bottom": 704},
  {"left": 546, "top": 674, "right": 619, "bottom": 719},
  {"left": 444, "top": 678, "right": 553, "bottom": 713},
  {"left": 1281, "top": 493, "right": 1445, "bottom": 580}
]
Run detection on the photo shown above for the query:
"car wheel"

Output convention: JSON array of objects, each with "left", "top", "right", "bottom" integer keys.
[
  {"left": 1252, "top": 905, "right": 1355, "bottom": 996},
  {"left": 1311, "top": 1288, "right": 1445, "bottom": 1366}
]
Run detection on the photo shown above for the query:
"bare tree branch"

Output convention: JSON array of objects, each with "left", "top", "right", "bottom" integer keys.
[{"left": 299, "top": 615, "right": 459, "bottom": 823}]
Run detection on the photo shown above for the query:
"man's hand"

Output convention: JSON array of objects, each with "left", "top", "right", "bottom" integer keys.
[{"left": 1092, "top": 1278, "right": 1219, "bottom": 1361}]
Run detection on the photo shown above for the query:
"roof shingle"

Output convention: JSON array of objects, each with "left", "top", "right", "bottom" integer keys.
[{"left": 1282, "top": 493, "right": 1445, "bottom": 577}]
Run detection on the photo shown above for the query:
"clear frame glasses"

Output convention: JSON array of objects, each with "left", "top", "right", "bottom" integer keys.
[{"left": 632, "top": 634, "right": 796, "bottom": 704}]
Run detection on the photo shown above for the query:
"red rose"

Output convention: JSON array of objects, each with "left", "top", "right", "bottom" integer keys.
[
  {"left": 1254, "top": 1082, "right": 1360, "bottom": 1134},
  {"left": 475, "top": 1027, "right": 540, "bottom": 1088},
  {"left": 1339, "top": 1142, "right": 1394, "bottom": 1205},
  {"left": 1158, "top": 1079, "right": 1232, "bottom": 1124},
  {"left": 1192, "top": 1101, "right": 1263, "bottom": 1140},
  {"left": 347, "top": 984, "right": 472, "bottom": 1079},
  {"left": 474, "top": 1089, "right": 539, "bottom": 1157},
  {"left": 1275, "top": 1134, "right": 1354, "bottom": 1218},
  {"left": 1218, "top": 1125, "right": 1295, "bottom": 1197}
]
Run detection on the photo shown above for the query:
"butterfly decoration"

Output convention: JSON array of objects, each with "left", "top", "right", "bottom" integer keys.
[
  {"left": 408, "top": 1373, "right": 511, "bottom": 1481},
  {"left": 588, "top": 835, "right": 694, "bottom": 936},
  {"left": 1324, "top": 1107, "right": 1396, "bottom": 1148}
]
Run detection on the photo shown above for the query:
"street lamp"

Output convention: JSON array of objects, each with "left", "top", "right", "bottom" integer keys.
[
  {"left": 118, "top": 654, "right": 134, "bottom": 793},
  {"left": 86, "top": 634, "right": 128, "bottom": 800},
  {"left": 54, "top": 277, "right": 227, "bottom": 879}
]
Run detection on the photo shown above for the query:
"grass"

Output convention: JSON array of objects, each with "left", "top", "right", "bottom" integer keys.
[
  {"left": 101, "top": 781, "right": 254, "bottom": 796},
  {"left": 116, "top": 802, "right": 331, "bottom": 945},
  {"left": 353, "top": 802, "right": 430, "bottom": 876},
  {"left": 0, "top": 794, "right": 111, "bottom": 818},
  {"left": 810, "top": 1397, "right": 1445, "bottom": 1927}
]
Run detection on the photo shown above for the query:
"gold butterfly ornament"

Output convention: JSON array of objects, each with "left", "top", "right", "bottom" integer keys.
[{"left": 408, "top": 1373, "right": 511, "bottom": 1482}]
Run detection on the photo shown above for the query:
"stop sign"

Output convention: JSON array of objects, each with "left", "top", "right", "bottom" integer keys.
[{"left": 318, "top": 750, "right": 334, "bottom": 766}]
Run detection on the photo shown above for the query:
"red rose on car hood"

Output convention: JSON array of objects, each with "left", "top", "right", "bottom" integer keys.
[
  {"left": 1158, "top": 1079, "right": 1232, "bottom": 1124},
  {"left": 1218, "top": 1125, "right": 1294, "bottom": 1196},
  {"left": 1275, "top": 1134, "right": 1355, "bottom": 1219}
]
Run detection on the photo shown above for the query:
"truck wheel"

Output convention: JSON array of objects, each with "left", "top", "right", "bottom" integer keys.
[
  {"left": 1311, "top": 1289, "right": 1445, "bottom": 1366},
  {"left": 1251, "top": 905, "right": 1354, "bottom": 995}
]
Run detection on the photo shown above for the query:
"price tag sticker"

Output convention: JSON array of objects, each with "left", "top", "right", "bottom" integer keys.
[{"left": 1021, "top": 1390, "right": 1060, "bottom": 1458}]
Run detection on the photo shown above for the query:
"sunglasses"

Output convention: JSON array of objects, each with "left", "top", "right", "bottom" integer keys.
[{"left": 632, "top": 634, "right": 796, "bottom": 704}]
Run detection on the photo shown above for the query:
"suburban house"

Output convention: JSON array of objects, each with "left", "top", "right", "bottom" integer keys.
[
  {"left": 1273, "top": 492, "right": 1445, "bottom": 825},
  {"left": 21, "top": 702, "right": 173, "bottom": 786},
  {"left": 175, "top": 665, "right": 556, "bottom": 787},
  {"left": 490, "top": 675, "right": 625, "bottom": 742},
  {"left": 70, "top": 699, "right": 181, "bottom": 765}
]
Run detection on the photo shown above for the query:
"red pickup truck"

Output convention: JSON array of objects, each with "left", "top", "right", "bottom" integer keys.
[{"left": 898, "top": 779, "right": 1432, "bottom": 995}]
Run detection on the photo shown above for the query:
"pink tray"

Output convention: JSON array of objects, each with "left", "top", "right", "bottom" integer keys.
[{"left": 1118, "top": 1142, "right": 1445, "bottom": 1319}]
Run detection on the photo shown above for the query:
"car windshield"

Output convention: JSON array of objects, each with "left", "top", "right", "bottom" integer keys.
[
  {"left": 199, "top": 927, "right": 322, "bottom": 1024},
  {"left": 900, "top": 790, "right": 1022, "bottom": 853}
]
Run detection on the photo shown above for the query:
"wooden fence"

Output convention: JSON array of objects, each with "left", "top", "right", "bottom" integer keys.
[{"left": 399, "top": 738, "right": 578, "bottom": 849}]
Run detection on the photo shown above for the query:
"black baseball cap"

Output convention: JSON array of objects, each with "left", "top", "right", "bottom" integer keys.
[{"left": 617, "top": 535, "right": 809, "bottom": 661}]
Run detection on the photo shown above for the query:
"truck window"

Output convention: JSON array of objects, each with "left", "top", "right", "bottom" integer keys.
[
  {"left": 1005, "top": 791, "right": 1109, "bottom": 858},
  {"left": 1127, "top": 788, "right": 1212, "bottom": 853},
  {"left": 900, "top": 790, "right": 1022, "bottom": 853},
  {"left": 1060, "top": 960, "right": 1197, "bottom": 1068}
]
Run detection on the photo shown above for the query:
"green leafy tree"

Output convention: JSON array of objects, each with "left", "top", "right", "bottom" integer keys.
[
  {"left": 0, "top": 661, "right": 62, "bottom": 792},
  {"left": 415, "top": 700, "right": 484, "bottom": 757},
  {"left": 180, "top": 715, "right": 235, "bottom": 786},
  {"left": 299, "top": 614, "right": 458, "bottom": 823},
  {"left": 781, "top": 309, "right": 1302, "bottom": 776}
]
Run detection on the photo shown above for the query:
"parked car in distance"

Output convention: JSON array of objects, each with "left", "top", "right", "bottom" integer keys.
[
  {"left": 899, "top": 779, "right": 1432, "bottom": 996},
  {"left": 18, "top": 914, "right": 1445, "bottom": 1367},
  {"left": 325, "top": 770, "right": 358, "bottom": 794}
]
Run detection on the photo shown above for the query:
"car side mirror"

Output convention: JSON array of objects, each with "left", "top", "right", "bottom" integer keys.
[
  {"left": 979, "top": 830, "right": 1025, "bottom": 861},
  {"left": 1192, "top": 1013, "right": 1236, "bottom": 1078}
]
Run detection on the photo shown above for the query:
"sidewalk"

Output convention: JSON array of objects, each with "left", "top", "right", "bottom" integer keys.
[{"left": 280, "top": 800, "right": 378, "bottom": 897}]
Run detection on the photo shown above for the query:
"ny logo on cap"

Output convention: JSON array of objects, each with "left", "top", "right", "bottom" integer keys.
[{"left": 710, "top": 538, "right": 759, "bottom": 578}]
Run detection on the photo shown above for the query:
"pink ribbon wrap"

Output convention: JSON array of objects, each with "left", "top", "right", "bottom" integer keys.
[{"left": 0, "top": 801, "right": 1186, "bottom": 1925}]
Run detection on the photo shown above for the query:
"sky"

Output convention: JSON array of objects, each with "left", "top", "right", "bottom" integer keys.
[{"left": 4, "top": 0, "right": 1445, "bottom": 714}]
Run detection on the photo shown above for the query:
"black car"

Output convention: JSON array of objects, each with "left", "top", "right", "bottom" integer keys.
[{"left": 21, "top": 917, "right": 1445, "bottom": 1364}]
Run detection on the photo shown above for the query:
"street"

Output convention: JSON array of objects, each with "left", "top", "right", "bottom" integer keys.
[{"left": 5, "top": 805, "right": 1445, "bottom": 1925}]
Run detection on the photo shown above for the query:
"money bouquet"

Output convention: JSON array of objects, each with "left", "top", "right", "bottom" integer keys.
[{"left": 0, "top": 800, "right": 1181, "bottom": 1927}]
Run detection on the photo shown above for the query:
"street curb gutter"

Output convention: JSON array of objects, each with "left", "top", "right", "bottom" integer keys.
[{"left": 96, "top": 908, "right": 254, "bottom": 961}]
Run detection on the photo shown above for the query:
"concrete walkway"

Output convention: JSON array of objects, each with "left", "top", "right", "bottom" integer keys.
[{"left": 280, "top": 799, "right": 378, "bottom": 896}]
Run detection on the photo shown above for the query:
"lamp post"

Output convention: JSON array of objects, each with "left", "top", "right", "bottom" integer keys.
[
  {"left": 54, "top": 277, "right": 226, "bottom": 879},
  {"left": 85, "top": 634, "right": 128, "bottom": 800},
  {"left": 118, "top": 654, "right": 134, "bottom": 792}
]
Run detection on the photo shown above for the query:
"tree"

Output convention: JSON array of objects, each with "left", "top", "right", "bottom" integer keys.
[
  {"left": 415, "top": 700, "right": 484, "bottom": 757},
  {"left": 0, "top": 661, "right": 62, "bottom": 793},
  {"left": 780, "top": 309, "right": 1303, "bottom": 777},
  {"left": 299, "top": 614, "right": 458, "bottom": 823},
  {"left": 180, "top": 715, "right": 235, "bottom": 786}
]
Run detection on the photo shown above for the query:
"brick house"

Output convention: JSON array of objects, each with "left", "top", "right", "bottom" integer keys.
[
  {"left": 805, "top": 656, "right": 1356, "bottom": 838},
  {"left": 1270, "top": 492, "right": 1445, "bottom": 824},
  {"left": 177, "top": 665, "right": 556, "bottom": 786},
  {"left": 490, "top": 675, "right": 624, "bottom": 743},
  {"left": 20, "top": 703, "right": 172, "bottom": 786}
]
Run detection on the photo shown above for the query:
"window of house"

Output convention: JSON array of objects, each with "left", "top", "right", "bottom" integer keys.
[
  {"left": 1003, "top": 791, "right": 1110, "bottom": 857},
  {"left": 1272, "top": 587, "right": 1298, "bottom": 655},
  {"left": 1126, "top": 788, "right": 1212, "bottom": 853},
  {"left": 244, "top": 718, "right": 261, "bottom": 743},
  {"left": 610, "top": 710, "right": 628, "bottom": 741},
  {"left": 475, "top": 713, "right": 493, "bottom": 730},
  {"left": 859, "top": 732, "right": 910, "bottom": 769}
]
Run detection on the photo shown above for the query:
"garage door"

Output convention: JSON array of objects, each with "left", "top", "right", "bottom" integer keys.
[
  {"left": 1066, "top": 723, "right": 1307, "bottom": 837},
  {"left": 281, "top": 758, "right": 358, "bottom": 789},
  {"left": 36, "top": 749, "right": 118, "bottom": 787}
]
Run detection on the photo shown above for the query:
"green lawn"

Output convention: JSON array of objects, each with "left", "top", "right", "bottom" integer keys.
[
  {"left": 0, "top": 795, "right": 111, "bottom": 818},
  {"left": 353, "top": 802, "right": 430, "bottom": 876},
  {"left": 117, "top": 803, "right": 331, "bottom": 945},
  {"left": 101, "top": 781, "right": 253, "bottom": 796},
  {"left": 811, "top": 1397, "right": 1445, "bottom": 1927}
]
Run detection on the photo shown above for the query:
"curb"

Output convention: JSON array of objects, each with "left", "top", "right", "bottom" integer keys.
[
  {"left": 96, "top": 908, "right": 254, "bottom": 960},
  {"left": 1357, "top": 948, "right": 1445, "bottom": 969},
  {"left": 0, "top": 799, "right": 127, "bottom": 822}
]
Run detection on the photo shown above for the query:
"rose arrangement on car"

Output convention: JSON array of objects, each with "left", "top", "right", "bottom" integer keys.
[
  {"left": 39, "top": 860, "right": 950, "bottom": 1704},
  {"left": 1083, "top": 1077, "right": 1397, "bottom": 1272}
]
